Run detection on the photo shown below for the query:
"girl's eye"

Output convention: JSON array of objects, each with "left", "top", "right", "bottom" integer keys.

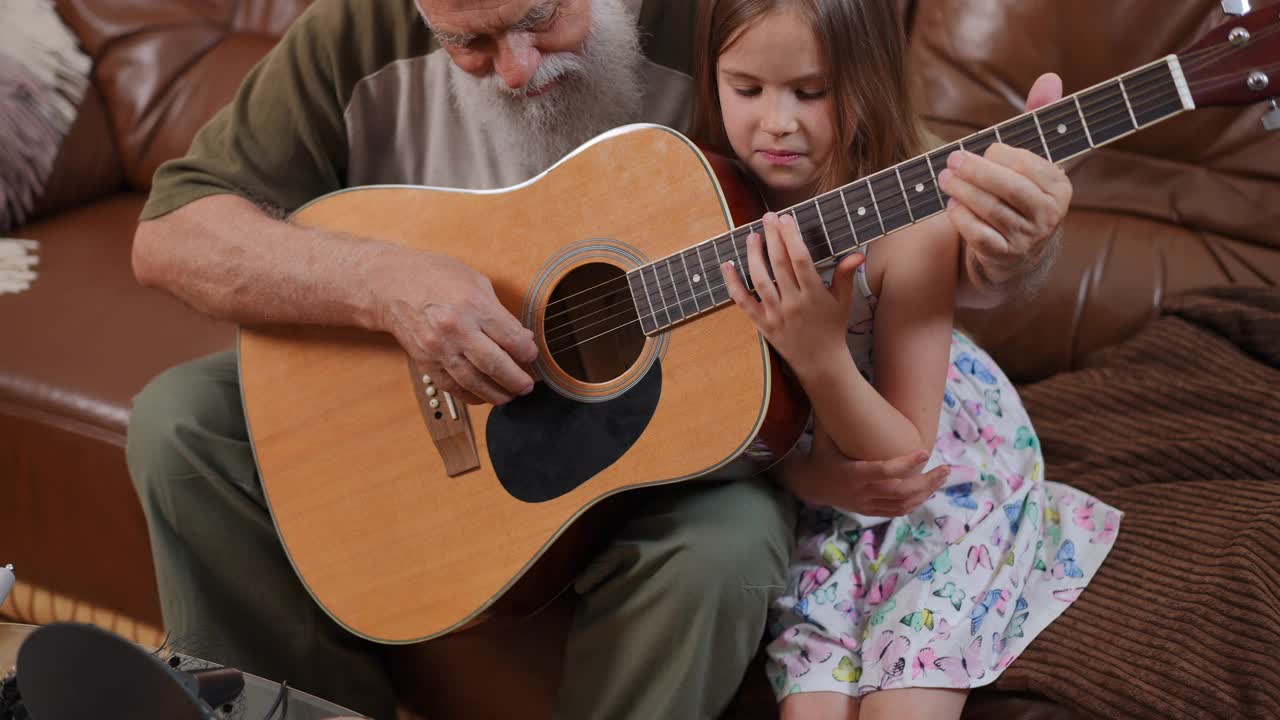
[
  {"left": 797, "top": 89, "right": 827, "bottom": 100},
  {"left": 734, "top": 87, "right": 762, "bottom": 97}
]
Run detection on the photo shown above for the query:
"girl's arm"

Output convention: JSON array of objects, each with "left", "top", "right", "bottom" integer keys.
[
  {"left": 796, "top": 215, "right": 957, "bottom": 462},
  {"left": 720, "top": 212, "right": 957, "bottom": 467}
]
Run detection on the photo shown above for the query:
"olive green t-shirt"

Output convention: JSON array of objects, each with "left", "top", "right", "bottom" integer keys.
[{"left": 141, "top": 0, "right": 697, "bottom": 220}]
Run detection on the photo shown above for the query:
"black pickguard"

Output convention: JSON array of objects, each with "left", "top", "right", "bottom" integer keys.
[{"left": 486, "top": 363, "right": 661, "bottom": 503}]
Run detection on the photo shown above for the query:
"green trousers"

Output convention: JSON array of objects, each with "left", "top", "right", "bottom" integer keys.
[{"left": 125, "top": 350, "right": 795, "bottom": 719}]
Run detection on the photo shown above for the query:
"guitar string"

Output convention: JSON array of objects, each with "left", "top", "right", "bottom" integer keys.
[
  {"left": 541, "top": 76, "right": 1200, "bottom": 348},
  {"left": 534, "top": 28, "right": 1274, "bottom": 325},
  {"left": 543, "top": 74, "right": 1189, "bottom": 346},
  {"left": 543, "top": 66, "right": 1268, "bottom": 357},
  {"left": 541, "top": 64, "right": 1219, "bottom": 341}
]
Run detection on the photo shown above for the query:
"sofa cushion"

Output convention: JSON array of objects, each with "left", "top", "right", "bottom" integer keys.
[
  {"left": 55, "top": 0, "right": 314, "bottom": 193},
  {"left": 0, "top": 193, "right": 235, "bottom": 435},
  {"left": 908, "top": 0, "right": 1280, "bottom": 381}
]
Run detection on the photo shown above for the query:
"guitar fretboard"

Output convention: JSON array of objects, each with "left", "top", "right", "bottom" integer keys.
[{"left": 627, "top": 55, "right": 1194, "bottom": 335}]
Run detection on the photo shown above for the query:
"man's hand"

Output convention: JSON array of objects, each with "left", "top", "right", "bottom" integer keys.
[
  {"left": 938, "top": 73, "right": 1074, "bottom": 306},
  {"left": 374, "top": 247, "right": 538, "bottom": 405},
  {"left": 780, "top": 427, "right": 950, "bottom": 517}
]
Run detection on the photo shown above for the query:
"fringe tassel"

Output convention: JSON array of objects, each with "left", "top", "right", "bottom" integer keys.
[
  {"left": 0, "top": 239, "right": 39, "bottom": 294},
  {"left": 0, "top": 0, "right": 92, "bottom": 232}
]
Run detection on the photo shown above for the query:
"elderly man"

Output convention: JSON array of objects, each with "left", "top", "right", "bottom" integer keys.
[{"left": 126, "top": 0, "right": 1071, "bottom": 717}]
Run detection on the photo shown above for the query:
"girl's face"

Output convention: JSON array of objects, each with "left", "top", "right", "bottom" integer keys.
[{"left": 716, "top": 7, "right": 837, "bottom": 208}]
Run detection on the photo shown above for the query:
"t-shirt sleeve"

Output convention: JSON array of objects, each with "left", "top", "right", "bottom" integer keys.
[{"left": 140, "top": 2, "right": 357, "bottom": 220}]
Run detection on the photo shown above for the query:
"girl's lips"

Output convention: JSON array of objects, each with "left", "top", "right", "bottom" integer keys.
[{"left": 758, "top": 149, "right": 804, "bottom": 165}]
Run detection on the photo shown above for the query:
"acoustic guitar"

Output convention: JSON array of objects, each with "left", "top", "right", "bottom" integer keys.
[{"left": 239, "top": 4, "right": 1280, "bottom": 643}]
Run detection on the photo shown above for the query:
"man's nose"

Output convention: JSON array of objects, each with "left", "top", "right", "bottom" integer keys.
[{"left": 493, "top": 33, "right": 541, "bottom": 90}]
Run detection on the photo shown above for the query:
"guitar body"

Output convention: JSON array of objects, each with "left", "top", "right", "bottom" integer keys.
[{"left": 239, "top": 125, "right": 810, "bottom": 644}]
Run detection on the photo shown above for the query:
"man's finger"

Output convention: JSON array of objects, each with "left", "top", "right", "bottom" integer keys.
[
  {"left": 468, "top": 332, "right": 535, "bottom": 397},
  {"left": 940, "top": 162, "right": 1033, "bottom": 243},
  {"left": 950, "top": 149, "right": 1056, "bottom": 227},
  {"left": 946, "top": 198, "right": 1015, "bottom": 268},
  {"left": 1025, "top": 72, "right": 1064, "bottom": 112},
  {"left": 424, "top": 365, "right": 485, "bottom": 406},
  {"left": 487, "top": 312, "right": 539, "bottom": 366},
  {"left": 984, "top": 144, "right": 1072, "bottom": 209},
  {"left": 444, "top": 351, "right": 514, "bottom": 405}
]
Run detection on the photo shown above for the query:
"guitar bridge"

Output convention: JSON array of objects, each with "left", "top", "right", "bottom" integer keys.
[{"left": 410, "top": 364, "right": 481, "bottom": 476}]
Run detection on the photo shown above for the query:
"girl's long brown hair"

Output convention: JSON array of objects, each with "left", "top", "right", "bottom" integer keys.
[{"left": 690, "top": 0, "right": 927, "bottom": 195}]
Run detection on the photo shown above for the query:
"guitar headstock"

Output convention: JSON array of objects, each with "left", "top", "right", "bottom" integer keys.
[{"left": 1178, "top": 1, "right": 1280, "bottom": 108}]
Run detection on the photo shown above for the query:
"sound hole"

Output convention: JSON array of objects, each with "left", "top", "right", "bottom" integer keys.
[{"left": 543, "top": 262, "right": 645, "bottom": 384}]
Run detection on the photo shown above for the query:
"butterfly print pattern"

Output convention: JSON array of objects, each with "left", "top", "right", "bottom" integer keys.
[{"left": 766, "top": 330, "right": 1123, "bottom": 700}]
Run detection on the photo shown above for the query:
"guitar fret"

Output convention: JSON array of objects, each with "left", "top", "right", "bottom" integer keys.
[
  {"left": 628, "top": 270, "right": 658, "bottom": 335},
  {"left": 699, "top": 239, "right": 731, "bottom": 306},
  {"left": 866, "top": 179, "right": 887, "bottom": 236},
  {"left": 793, "top": 204, "right": 833, "bottom": 264},
  {"left": 646, "top": 263, "right": 673, "bottom": 328},
  {"left": 1118, "top": 76, "right": 1140, "bottom": 129},
  {"left": 1030, "top": 112, "right": 1053, "bottom": 161},
  {"left": 1125, "top": 62, "right": 1184, "bottom": 127},
  {"left": 1072, "top": 95, "right": 1095, "bottom": 147},
  {"left": 868, "top": 171, "right": 911, "bottom": 234},
  {"left": 899, "top": 157, "right": 944, "bottom": 219},
  {"left": 927, "top": 144, "right": 960, "bottom": 208},
  {"left": 690, "top": 244, "right": 711, "bottom": 307},
  {"left": 962, "top": 128, "right": 1000, "bottom": 158},
  {"left": 997, "top": 116, "right": 1047, "bottom": 159},
  {"left": 838, "top": 188, "right": 860, "bottom": 248},
  {"left": 816, "top": 193, "right": 857, "bottom": 254},
  {"left": 1037, "top": 98, "right": 1091, "bottom": 161},
  {"left": 813, "top": 199, "right": 834, "bottom": 256},
  {"left": 1078, "top": 80, "right": 1136, "bottom": 146},
  {"left": 893, "top": 166, "right": 916, "bottom": 222},
  {"left": 728, "top": 229, "right": 749, "bottom": 290},
  {"left": 678, "top": 250, "right": 701, "bottom": 313},
  {"left": 665, "top": 256, "right": 695, "bottom": 319},
  {"left": 924, "top": 152, "right": 948, "bottom": 207}
]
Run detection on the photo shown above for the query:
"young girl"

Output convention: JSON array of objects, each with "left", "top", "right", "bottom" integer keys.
[{"left": 692, "top": 1, "right": 1121, "bottom": 718}]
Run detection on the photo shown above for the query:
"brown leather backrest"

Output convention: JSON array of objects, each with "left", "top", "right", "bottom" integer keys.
[
  {"left": 55, "top": 0, "right": 313, "bottom": 194},
  {"left": 908, "top": 0, "right": 1280, "bottom": 381}
]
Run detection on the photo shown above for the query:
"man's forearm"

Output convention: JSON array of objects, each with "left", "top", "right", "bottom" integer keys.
[{"left": 132, "top": 194, "right": 395, "bottom": 331}]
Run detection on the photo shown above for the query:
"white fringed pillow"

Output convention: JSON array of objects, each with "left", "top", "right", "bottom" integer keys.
[{"left": 0, "top": 0, "right": 91, "bottom": 233}]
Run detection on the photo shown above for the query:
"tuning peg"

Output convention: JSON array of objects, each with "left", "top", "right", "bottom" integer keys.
[
  {"left": 1264, "top": 98, "right": 1280, "bottom": 131},
  {"left": 1222, "top": 0, "right": 1251, "bottom": 15}
]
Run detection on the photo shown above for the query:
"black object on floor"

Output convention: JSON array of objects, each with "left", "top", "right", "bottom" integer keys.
[{"left": 17, "top": 622, "right": 209, "bottom": 720}]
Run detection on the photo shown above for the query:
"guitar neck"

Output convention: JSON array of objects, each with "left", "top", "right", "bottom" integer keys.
[{"left": 628, "top": 55, "right": 1195, "bottom": 335}]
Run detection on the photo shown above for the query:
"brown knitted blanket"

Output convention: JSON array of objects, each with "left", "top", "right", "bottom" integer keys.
[{"left": 991, "top": 285, "right": 1280, "bottom": 719}]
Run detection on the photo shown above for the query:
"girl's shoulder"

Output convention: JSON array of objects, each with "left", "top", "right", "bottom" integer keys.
[{"left": 864, "top": 214, "right": 959, "bottom": 297}]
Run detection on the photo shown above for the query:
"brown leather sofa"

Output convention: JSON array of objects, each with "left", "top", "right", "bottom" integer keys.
[{"left": 1, "top": 1, "right": 1276, "bottom": 719}]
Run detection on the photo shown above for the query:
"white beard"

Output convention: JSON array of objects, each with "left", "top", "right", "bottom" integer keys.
[{"left": 446, "top": 0, "right": 645, "bottom": 176}]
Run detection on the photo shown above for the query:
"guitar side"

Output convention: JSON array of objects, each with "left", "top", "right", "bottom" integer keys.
[{"left": 238, "top": 125, "right": 809, "bottom": 643}]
